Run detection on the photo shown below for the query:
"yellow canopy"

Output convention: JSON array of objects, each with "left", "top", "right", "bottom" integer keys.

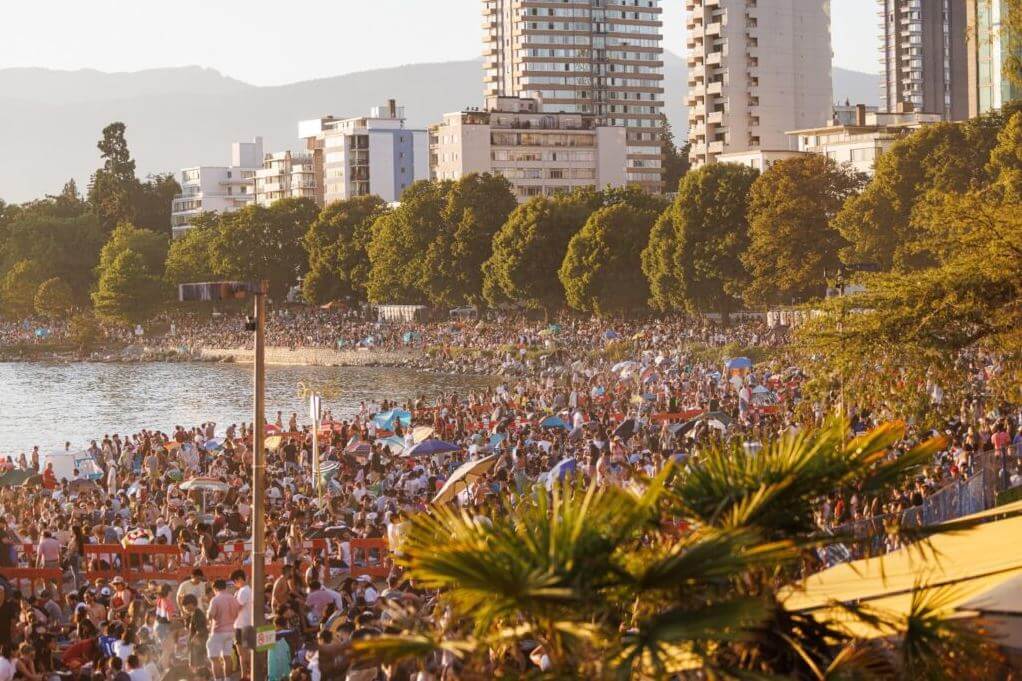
[
  {"left": 264, "top": 435, "right": 283, "bottom": 451},
  {"left": 781, "top": 501, "right": 1022, "bottom": 638}
]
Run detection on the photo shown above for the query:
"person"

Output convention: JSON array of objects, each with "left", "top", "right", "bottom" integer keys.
[
  {"left": 0, "top": 645, "right": 13, "bottom": 681},
  {"left": 126, "top": 653, "right": 152, "bottom": 681},
  {"left": 108, "top": 656, "right": 131, "bottom": 681},
  {"left": 177, "top": 568, "right": 207, "bottom": 612},
  {"left": 0, "top": 588, "right": 17, "bottom": 651},
  {"left": 231, "top": 569, "right": 253, "bottom": 681},
  {"left": 12, "top": 643, "right": 41, "bottom": 681},
  {"left": 35, "top": 531, "right": 60, "bottom": 569},
  {"left": 206, "top": 579, "right": 240, "bottom": 681},
  {"left": 181, "top": 594, "right": 208, "bottom": 676}
]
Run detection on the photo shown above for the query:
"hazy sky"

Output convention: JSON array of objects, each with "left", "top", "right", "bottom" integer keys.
[{"left": 0, "top": 0, "right": 879, "bottom": 83}]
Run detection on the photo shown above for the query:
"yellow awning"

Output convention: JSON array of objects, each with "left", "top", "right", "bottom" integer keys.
[{"left": 780, "top": 502, "right": 1022, "bottom": 638}]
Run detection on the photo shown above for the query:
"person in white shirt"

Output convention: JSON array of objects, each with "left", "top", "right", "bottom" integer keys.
[
  {"left": 0, "top": 653, "right": 14, "bottom": 681},
  {"left": 231, "top": 569, "right": 253, "bottom": 680}
]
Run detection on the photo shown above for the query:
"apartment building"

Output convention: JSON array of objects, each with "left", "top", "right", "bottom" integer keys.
[
  {"left": 686, "top": 0, "right": 833, "bottom": 167},
  {"left": 300, "top": 101, "right": 428, "bottom": 205},
  {"left": 967, "top": 0, "right": 1022, "bottom": 116},
  {"left": 252, "top": 150, "right": 319, "bottom": 207},
  {"left": 788, "top": 105, "right": 942, "bottom": 176},
  {"left": 170, "top": 138, "right": 263, "bottom": 238},
  {"left": 878, "top": 0, "right": 969, "bottom": 120},
  {"left": 430, "top": 95, "right": 627, "bottom": 202},
  {"left": 482, "top": 0, "right": 665, "bottom": 192}
]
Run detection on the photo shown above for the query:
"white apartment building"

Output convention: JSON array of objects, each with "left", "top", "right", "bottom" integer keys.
[
  {"left": 686, "top": 0, "right": 833, "bottom": 167},
  {"left": 170, "top": 138, "right": 263, "bottom": 238},
  {"left": 483, "top": 0, "right": 665, "bottom": 192},
  {"left": 787, "top": 106, "right": 942, "bottom": 176},
  {"left": 300, "top": 100, "right": 428, "bottom": 205},
  {"left": 430, "top": 95, "right": 627, "bottom": 202},
  {"left": 252, "top": 150, "right": 319, "bottom": 207}
]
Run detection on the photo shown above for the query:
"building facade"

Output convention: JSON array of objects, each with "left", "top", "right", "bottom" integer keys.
[
  {"left": 967, "top": 0, "right": 1022, "bottom": 117},
  {"left": 430, "top": 95, "right": 627, "bottom": 202},
  {"left": 170, "top": 138, "right": 263, "bottom": 238},
  {"left": 253, "top": 151, "right": 319, "bottom": 207},
  {"left": 300, "top": 101, "right": 428, "bottom": 205},
  {"left": 878, "top": 0, "right": 969, "bottom": 120},
  {"left": 686, "top": 0, "right": 833, "bottom": 167},
  {"left": 788, "top": 106, "right": 942, "bottom": 176},
  {"left": 482, "top": 0, "right": 664, "bottom": 192}
]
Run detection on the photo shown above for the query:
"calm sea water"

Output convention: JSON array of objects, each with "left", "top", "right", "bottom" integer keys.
[{"left": 0, "top": 362, "right": 495, "bottom": 454}]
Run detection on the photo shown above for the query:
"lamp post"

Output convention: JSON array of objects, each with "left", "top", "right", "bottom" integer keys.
[{"left": 180, "top": 280, "right": 269, "bottom": 678}]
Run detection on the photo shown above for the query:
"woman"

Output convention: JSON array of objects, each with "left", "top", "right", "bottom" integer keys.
[
  {"left": 66, "top": 525, "right": 86, "bottom": 591},
  {"left": 12, "top": 643, "right": 41, "bottom": 681}
]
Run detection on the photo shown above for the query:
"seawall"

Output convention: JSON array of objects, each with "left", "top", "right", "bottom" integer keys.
[{"left": 197, "top": 346, "right": 419, "bottom": 367}]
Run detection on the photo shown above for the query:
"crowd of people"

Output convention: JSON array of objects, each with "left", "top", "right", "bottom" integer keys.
[{"left": 0, "top": 310, "right": 1018, "bottom": 679}]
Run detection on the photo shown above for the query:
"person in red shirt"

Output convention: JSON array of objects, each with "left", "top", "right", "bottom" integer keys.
[{"left": 40, "top": 464, "right": 57, "bottom": 490}]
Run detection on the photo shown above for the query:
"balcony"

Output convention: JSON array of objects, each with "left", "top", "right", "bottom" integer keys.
[
  {"left": 707, "top": 80, "right": 723, "bottom": 95},
  {"left": 708, "top": 140, "right": 724, "bottom": 154},
  {"left": 706, "top": 21, "right": 722, "bottom": 36},
  {"left": 708, "top": 110, "right": 723, "bottom": 124}
]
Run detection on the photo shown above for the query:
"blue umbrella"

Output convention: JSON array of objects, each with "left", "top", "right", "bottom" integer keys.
[
  {"left": 725, "top": 357, "right": 753, "bottom": 370},
  {"left": 373, "top": 409, "right": 412, "bottom": 431},
  {"left": 603, "top": 330, "right": 620, "bottom": 340},
  {"left": 405, "top": 438, "right": 461, "bottom": 458},
  {"left": 539, "top": 415, "right": 569, "bottom": 430},
  {"left": 545, "top": 457, "right": 578, "bottom": 489},
  {"left": 489, "top": 433, "right": 506, "bottom": 448},
  {"left": 203, "top": 438, "right": 224, "bottom": 451}
]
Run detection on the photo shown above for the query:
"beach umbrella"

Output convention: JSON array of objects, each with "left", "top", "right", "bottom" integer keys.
[
  {"left": 539, "top": 415, "right": 569, "bottom": 431},
  {"left": 265, "top": 424, "right": 281, "bottom": 434},
  {"left": 264, "top": 435, "right": 283, "bottom": 451},
  {"left": 725, "top": 357, "right": 753, "bottom": 371},
  {"left": 614, "top": 418, "right": 639, "bottom": 440},
  {"left": 319, "top": 460, "right": 340, "bottom": 486},
  {"left": 603, "top": 330, "right": 620, "bottom": 340},
  {"left": 412, "top": 426, "right": 434, "bottom": 443},
  {"left": 345, "top": 440, "right": 372, "bottom": 456},
  {"left": 545, "top": 457, "right": 578, "bottom": 489},
  {"left": 612, "top": 360, "right": 637, "bottom": 374},
  {"left": 432, "top": 454, "right": 499, "bottom": 505},
  {"left": 19, "top": 473, "right": 43, "bottom": 489},
  {"left": 405, "top": 438, "right": 461, "bottom": 458},
  {"left": 203, "top": 438, "right": 224, "bottom": 451},
  {"left": 68, "top": 479, "right": 100, "bottom": 494},
  {"left": 0, "top": 470, "right": 37, "bottom": 488},
  {"left": 179, "top": 477, "right": 230, "bottom": 493},
  {"left": 752, "top": 385, "right": 771, "bottom": 394},
  {"left": 489, "top": 433, "right": 506, "bottom": 449},
  {"left": 373, "top": 409, "right": 412, "bottom": 432},
  {"left": 376, "top": 436, "right": 406, "bottom": 454}
]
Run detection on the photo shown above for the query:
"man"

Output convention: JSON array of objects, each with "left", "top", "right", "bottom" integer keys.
[
  {"left": 0, "top": 587, "right": 17, "bottom": 650},
  {"left": 126, "top": 653, "right": 152, "bottom": 681},
  {"left": 36, "top": 531, "right": 60, "bottom": 569},
  {"left": 206, "top": 579, "right": 240, "bottom": 681},
  {"left": 231, "top": 569, "right": 253, "bottom": 681},
  {"left": 177, "top": 568, "right": 207, "bottom": 612}
]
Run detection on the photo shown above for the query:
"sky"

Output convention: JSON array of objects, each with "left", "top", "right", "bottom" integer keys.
[{"left": 0, "top": 0, "right": 879, "bottom": 84}]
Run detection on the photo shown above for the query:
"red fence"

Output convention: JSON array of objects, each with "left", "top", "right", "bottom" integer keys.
[{"left": 3, "top": 538, "right": 392, "bottom": 593}]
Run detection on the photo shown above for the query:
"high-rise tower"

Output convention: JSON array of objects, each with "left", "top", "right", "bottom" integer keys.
[{"left": 483, "top": 0, "right": 665, "bottom": 192}]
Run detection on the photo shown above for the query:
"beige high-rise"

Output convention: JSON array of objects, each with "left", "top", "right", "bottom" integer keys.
[
  {"left": 483, "top": 0, "right": 665, "bottom": 192},
  {"left": 686, "top": 0, "right": 833, "bottom": 167}
]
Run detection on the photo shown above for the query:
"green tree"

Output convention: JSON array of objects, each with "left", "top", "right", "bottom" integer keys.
[
  {"left": 87, "top": 122, "right": 140, "bottom": 232},
  {"left": 743, "top": 155, "right": 865, "bottom": 306},
  {"left": 482, "top": 195, "right": 592, "bottom": 312},
  {"left": 164, "top": 219, "right": 217, "bottom": 286},
  {"left": 659, "top": 114, "right": 690, "bottom": 192},
  {"left": 91, "top": 249, "right": 165, "bottom": 324},
  {"left": 559, "top": 204, "right": 657, "bottom": 315},
  {"left": 642, "top": 163, "right": 758, "bottom": 316},
  {"left": 834, "top": 104, "right": 1021, "bottom": 271},
  {"left": 0, "top": 259, "right": 47, "bottom": 318},
  {"left": 0, "top": 206, "right": 104, "bottom": 299},
  {"left": 33, "top": 277, "right": 74, "bottom": 318},
  {"left": 68, "top": 311, "right": 102, "bottom": 352},
  {"left": 987, "top": 111, "right": 1022, "bottom": 201},
  {"left": 420, "top": 173, "right": 517, "bottom": 307},
  {"left": 302, "top": 195, "right": 388, "bottom": 304},
  {"left": 96, "top": 222, "right": 170, "bottom": 278},
  {"left": 208, "top": 197, "right": 319, "bottom": 300},
  {"left": 134, "top": 173, "right": 182, "bottom": 236}
]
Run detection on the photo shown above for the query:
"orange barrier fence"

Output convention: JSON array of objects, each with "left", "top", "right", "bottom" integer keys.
[{"left": 5, "top": 537, "right": 392, "bottom": 591}]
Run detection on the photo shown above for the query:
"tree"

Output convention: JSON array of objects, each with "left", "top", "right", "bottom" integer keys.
[
  {"left": 558, "top": 204, "right": 657, "bottom": 315},
  {"left": 0, "top": 205, "right": 104, "bottom": 300},
  {"left": 642, "top": 164, "right": 758, "bottom": 317},
  {"left": 88, "top": 122, "right": 140, "bottom": 232},
  {"left": 482, "top": 195, "right": 592, "bottom": 312},
  {"left": 134, "top": 173, "right": 182, "bottom": 236},
  {"left": 659, "top": 114, "right": 691, "bottom": 192},
  {"left": 420, "top": 173, "right": 517, "bottom": 307},
  {"left": 68, "top": 311, "right": 102, "bottom": 352},
  {"left": 0, "top": 259, "right": 47, "bottom": 318},
  {"left": 96, "top": 222, "right": 170, "bottom": 279},
  {"left": 91, "top": 249, "right": 165, "bottom": 324},
  {"left": 208, "top": 198, "right": 319, "bottom": 301},
  {"left": 34, "top": 277, "right": 74, "bottom": 318},
  {"left": 302, "top": 195, "right": 388, "bottom": 304},
  {"left": 833, "top": 104, "right": 1021, "bottom": 272},
  {"left": 164, "top": 219, "right": 217, "bottom": 286},
  {"left": 743, "top": 155, "right": 865, "bottom": 306}
]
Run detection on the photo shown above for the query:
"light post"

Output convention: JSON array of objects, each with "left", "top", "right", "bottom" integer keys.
[{"left": 180, "top": 280, "right": 269, "bottom": 679}]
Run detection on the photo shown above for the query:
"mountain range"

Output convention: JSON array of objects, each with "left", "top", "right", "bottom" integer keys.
[{"left": 0, "top": 53, "right": 880, "bottom": 203}]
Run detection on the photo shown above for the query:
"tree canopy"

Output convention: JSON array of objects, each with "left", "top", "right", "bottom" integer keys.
[
  {"left": 302, "top": 195, "right": 388, "bottom": 305},
  {"left": 91, "top": 249, "right": 166, "bottom": 324}
]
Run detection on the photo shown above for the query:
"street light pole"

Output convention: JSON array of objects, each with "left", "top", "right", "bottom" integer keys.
[{"left": 251, "top": 280, "right": 268, "bottom": 680}]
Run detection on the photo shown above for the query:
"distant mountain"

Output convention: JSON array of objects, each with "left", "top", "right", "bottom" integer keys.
[{"left": 0, "top": 55, "right": 879, "bottom": 203}]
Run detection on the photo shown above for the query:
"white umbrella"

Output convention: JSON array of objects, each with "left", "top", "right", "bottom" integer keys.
[{"left": 432, "top": 454, "right": 499, "bottom": 505}]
